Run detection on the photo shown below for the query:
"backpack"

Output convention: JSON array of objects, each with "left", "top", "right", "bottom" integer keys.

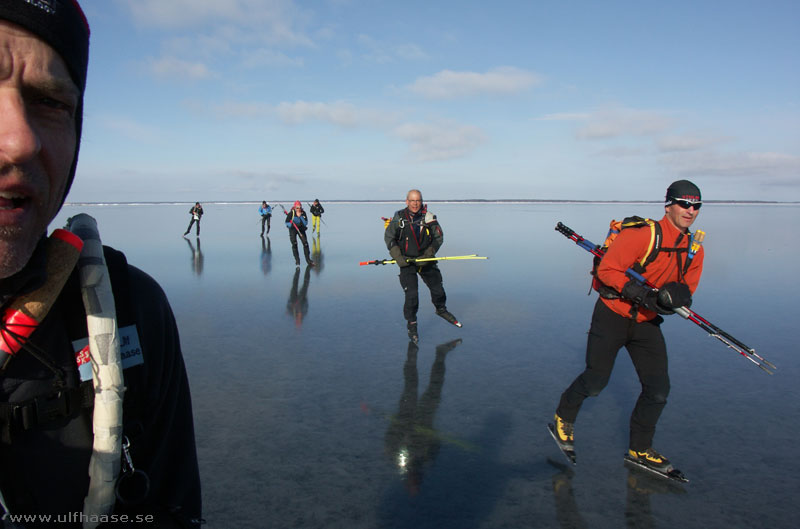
[{"left": 591, "top": 216, "right": 693, "bottom": 299}]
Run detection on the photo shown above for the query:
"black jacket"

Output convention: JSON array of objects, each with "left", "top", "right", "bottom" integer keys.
[
  {"left": 309, "top": 203, "right": 324, "bottom": 216},
  {"left": 0, "top": 238, "right": 201, "bottom": 528},
  {"left": 384, "top": 206, "right": 443, "bottom": 258}
]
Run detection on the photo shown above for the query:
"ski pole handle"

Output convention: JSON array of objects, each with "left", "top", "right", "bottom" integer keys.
[{"left": 555, "top": 222, "right": 575, "bottom": 238}]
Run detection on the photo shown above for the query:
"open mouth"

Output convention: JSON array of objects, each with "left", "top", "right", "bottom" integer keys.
[{"left": 0, "top": 193, "right": 28, "bottom": 210}]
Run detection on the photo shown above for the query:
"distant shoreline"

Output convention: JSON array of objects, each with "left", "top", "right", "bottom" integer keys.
[{"left": 64, "top": 199, "right": 800, "bottom": 206}]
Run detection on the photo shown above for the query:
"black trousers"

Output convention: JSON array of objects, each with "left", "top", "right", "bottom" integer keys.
[
  {"left": 185, "top": 218, "right": 200, "bottom": 235},
  {"left": 261, "top": 215, "right": 271, "bottom": 234},
  {"left": 289, "top": 228, "right": 312, "bottom": 264},
  {"left": 556, "top": 299, "right": 670, "bottom": 451},
  {"left": 398, "top": 264, "right": 446, "bottom": 322}
]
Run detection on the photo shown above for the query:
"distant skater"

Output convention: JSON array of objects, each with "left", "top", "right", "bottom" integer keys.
[
  {"left": 259, "top": 200, "right": 273, "bottom": 235},
  {"left": 384, "top": 189, "right": 460, "bottom": 344},
  {"left": 184, "top": 202, "right": 204, "bottom": 236},
  {"left": 285, "top": 201, "right": 314, "bottom": 267},
  {"left": 309, "top": 199, "right": 325, "bottom": 235}
]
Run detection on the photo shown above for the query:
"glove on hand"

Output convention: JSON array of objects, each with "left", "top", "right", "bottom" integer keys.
[
  {"left": 620, "top": 280, "right": 666, "bottom": 314},
  {"left": 390, "top": 245, "right": 409, "bottom": 267},
  {"left": 422, "top": 246, "right": 436, "bottom": 259},
  {"left": 657, "top": 282, "right": 692, "bottom": 312}
]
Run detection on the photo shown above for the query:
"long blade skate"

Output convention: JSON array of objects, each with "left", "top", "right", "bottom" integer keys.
[
  {"left": 624, "top": 453, "right": 688, "bottom": 483},
  {"left": 547, "top": 423, "right": 576, "bottom": 466}
]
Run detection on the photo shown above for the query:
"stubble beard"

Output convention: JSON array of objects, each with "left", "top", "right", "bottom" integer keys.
[{"left": 0, "top": 225, "right": 37, "bottom": 279}]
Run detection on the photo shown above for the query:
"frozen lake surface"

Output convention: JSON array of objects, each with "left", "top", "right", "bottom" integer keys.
[{"left": 54, "top": 202, "right": 800, "bottom": 529}]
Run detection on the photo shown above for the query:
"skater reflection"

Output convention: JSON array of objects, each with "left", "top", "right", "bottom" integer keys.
[
  {"left": 625, "top": 466, "right": 686, "bottom": 529},
  {"left": 311, "top": 233, "right": 324, "bottom": 275},
  {"left": 260, "top": 236, "right": 272, "bottom": 276},
  {"left": 384, "top": 338, "right": 462, "bottom": 495},
  {"left": 286, "top": 266, "right": 311, "bottom": 328},
  {"left": 547, "top": 458, "right": 588, "bottom": 529},
  {"left": 547, "top": 458, "right": 686, "bottom": 528},
  {"left": 185, "top": 236, "right": 204, "bottom": 276}
]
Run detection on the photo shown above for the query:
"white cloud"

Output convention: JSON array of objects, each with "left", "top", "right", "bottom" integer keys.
[
  {"left": 537, "top": 112, "right": 591, "bottom": 121},
  {"left": 594, "top": 146, "right": 648, "bottom": 158},
  {"left": 274, "top": 101, "right": 395, "bottom": 128},
  {"left": 575, "top": 107, "right": 673, "bottom": 139},
  {"left": 407, "top": 67, "right": 541, "bottom": 100},
  {"left": 392, "top": 121, "right": 486, "bottom": 161},
  {"left": 148, "top": 56, "right": 214, "bottom": 80},
  {"left": 663, "top": 150, "right": 800, "bottom": 179},
  {"left": 120, "top": 0, "right": 313, "bottom": 47},
  {"left": 394, "top": 43, "right": 428, "bottom": 61},
  {"left": 356, "top": 34, "right": 427, "bottom": 64},
  {"left": 241, "top": 49, "right": 304, "bottom": 68},
  {"left": 97, "top": 116, "right": 164, "bottom": 143},
  {"left": 209, "top": 102, "right": 274, "bottom": 118},
  {"left": 656, "top": 135, "right": 727, "bottom": 152},
  {"left": 208, "top": 99, "right": 484, "bottom": 161}
]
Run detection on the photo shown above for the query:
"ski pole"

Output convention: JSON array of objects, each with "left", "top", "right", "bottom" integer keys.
[
  {"left": 359, "top": 255, "right": 487, "bottom": 266},
  {"left": 555, "top": 222, "right": 776, "bottom": 374}
]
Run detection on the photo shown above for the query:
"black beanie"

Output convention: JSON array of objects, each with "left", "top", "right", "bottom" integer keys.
[
  {"left": 665, "top": 180, "right": 701, "bottom": 205},
  {"left": 0, "top": 0, "right": 90, "bottom": 203}
]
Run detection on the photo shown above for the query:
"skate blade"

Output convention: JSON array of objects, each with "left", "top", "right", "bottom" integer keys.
[
  {"left": 547, "top": 423, "right": 576, "bottom": 466},
  {"left": 437, "top": 313, "right": 462, "bottom": 327},
  {"left": 624, "top": 455, "right": 688, "bottom": 483}
]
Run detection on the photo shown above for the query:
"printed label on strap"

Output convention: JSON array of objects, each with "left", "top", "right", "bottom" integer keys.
[{"left": 72, "top": 324, "right": 144, "bottom": 382}]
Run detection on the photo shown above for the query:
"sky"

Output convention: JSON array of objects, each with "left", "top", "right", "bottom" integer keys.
[{"left": 66, "top": 0, "right": 800, "bottom": 203}]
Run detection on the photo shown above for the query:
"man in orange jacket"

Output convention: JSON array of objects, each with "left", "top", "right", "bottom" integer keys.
[{"left": 552, "top": 180, "right": 704, "bottom": 476}]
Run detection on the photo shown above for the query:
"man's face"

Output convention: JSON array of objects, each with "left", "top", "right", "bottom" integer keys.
[
  {"left": 0, "top": 21, "right": 78, "bottom": 278},
  {"left": 665, "top": 202, "right": 700, "bottom": 232},
  {"left": 406, "top": 192, "right": 422, "bottom": 214}
]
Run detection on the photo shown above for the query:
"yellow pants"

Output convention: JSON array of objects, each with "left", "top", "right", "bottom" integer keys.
[{"left": 312, "top": 215, "right": 321, "bottom": 232}]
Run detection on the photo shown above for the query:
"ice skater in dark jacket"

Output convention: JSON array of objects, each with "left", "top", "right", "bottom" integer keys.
[
  {"left": 384, "top": 189, "right": 461, "bottom": 344},
  {"left": 184, "top": 202, "right": 204, "bottom": 236},
  {"left": 285, "top": 201, "right": 314, "bottom": 268}
]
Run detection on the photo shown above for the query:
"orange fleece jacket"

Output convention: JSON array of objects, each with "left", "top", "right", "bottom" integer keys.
[{"left": 597, "top": 215, "right": 704, "bottom": 322}]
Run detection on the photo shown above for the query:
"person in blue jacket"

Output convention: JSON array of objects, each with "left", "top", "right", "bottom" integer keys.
[{"left": 259, "top": 201, "right": 273, "bottom": 236}]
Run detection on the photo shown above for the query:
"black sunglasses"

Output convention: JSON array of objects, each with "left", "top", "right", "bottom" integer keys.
[{"left": 672, "top": 199, "right": 702, "bottom": 210}]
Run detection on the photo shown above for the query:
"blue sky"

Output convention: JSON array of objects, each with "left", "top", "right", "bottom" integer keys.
[{"left": 67, "top": 0, "right": 799, "bottom": 202}]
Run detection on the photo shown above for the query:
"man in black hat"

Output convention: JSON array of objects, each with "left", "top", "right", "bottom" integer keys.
[
  {"left": 0, "top": 2, "right": 201, "bottom": 526},
  {"left": 550, "top": 180, "right": 705, "bottom": 477}
]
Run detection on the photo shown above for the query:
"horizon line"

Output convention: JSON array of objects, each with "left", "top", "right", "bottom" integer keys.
[{"left": 64, "top": 198, "right": 800, "bottom": 206}]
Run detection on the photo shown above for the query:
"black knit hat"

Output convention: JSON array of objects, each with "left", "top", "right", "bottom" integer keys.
[
  {"left": 0, "top": 0, "right": 90, "bottom": 204},
  {"left": 665, "top": 180, "right": 702, "bottom": 206}
]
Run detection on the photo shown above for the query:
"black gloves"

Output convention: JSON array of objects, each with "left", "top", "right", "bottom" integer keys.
[
  {"left": 620, "top": 280, "right": 662, "bottom": 313},
  {"left": 657, "top": 282, "right": 692, "bottom": 311},
  {"left": 421, "top": 246, "right": 436, "bottom": 259},
  {"left": 389, "top": 245, "right": 409, "bottom": 267},
  {"left": 620, "top": 280, "right": 691, "bottom": 315}
]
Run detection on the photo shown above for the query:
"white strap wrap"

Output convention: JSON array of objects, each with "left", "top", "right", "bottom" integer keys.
[{"left": 67, "top": 214, "right": 125, "bottom": 528}]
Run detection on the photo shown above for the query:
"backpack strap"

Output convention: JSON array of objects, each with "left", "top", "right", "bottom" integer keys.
[
  {"left": 620, "top": 217, "right": 662, "bottom": 273},
  {"left": 657, "top": 230, "right": 694, "bottom": 279},
  {"left": 100, "top": 247, "right": 145, "bottom": 440}
]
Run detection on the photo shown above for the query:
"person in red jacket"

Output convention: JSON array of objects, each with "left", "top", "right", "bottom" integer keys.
[{"left": 552, "top": 180, "right": 704, "bottom": 475}]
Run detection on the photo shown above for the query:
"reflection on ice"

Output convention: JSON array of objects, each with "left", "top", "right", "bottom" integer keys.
[{"left": 47, "top": 202, "right": 800, "bottom": 529}]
